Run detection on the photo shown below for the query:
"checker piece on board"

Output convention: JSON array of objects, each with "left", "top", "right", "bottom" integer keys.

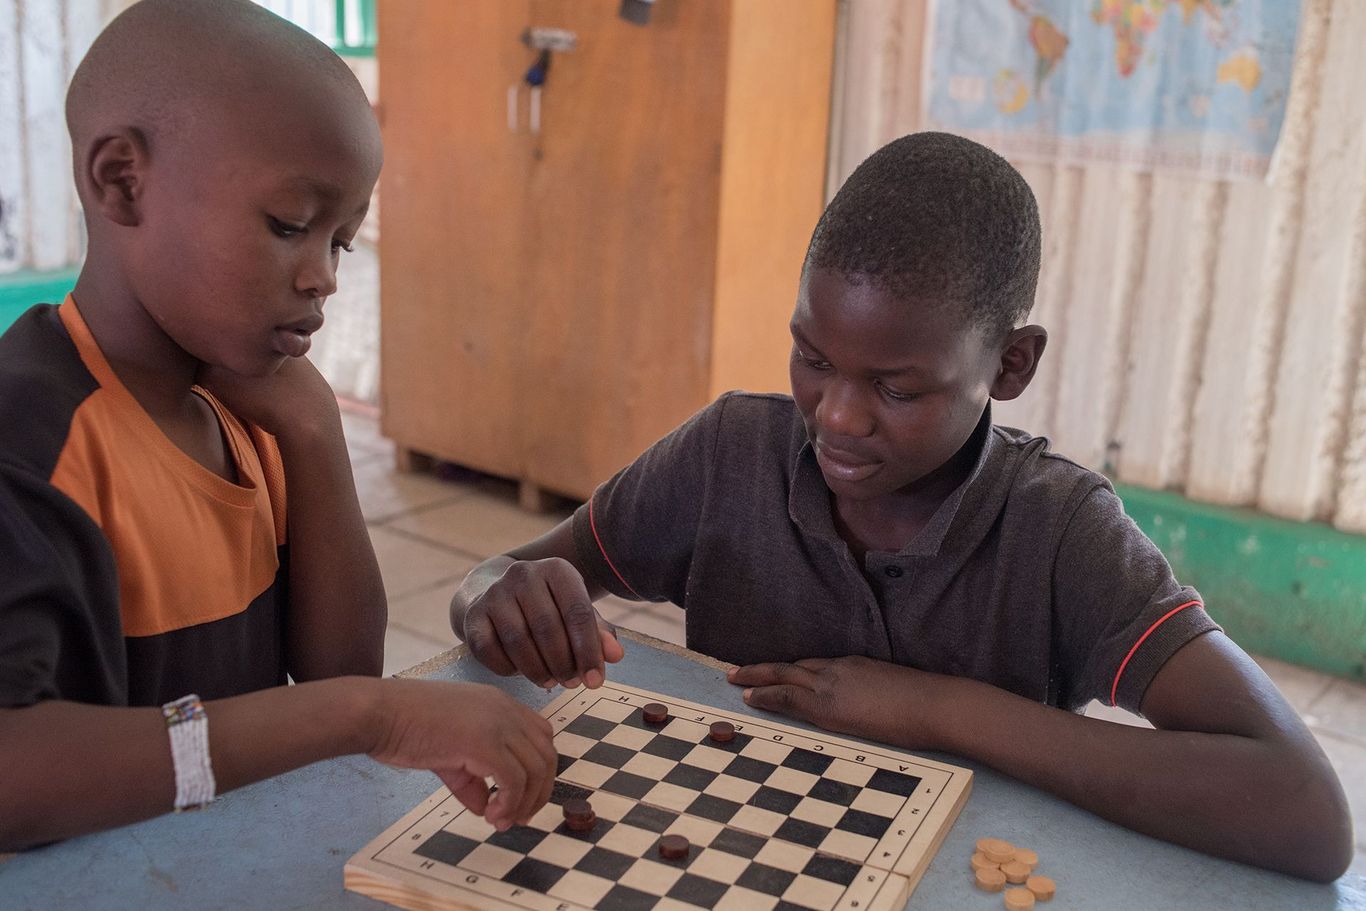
[
  {"left": 642, "top": 702, "right": 670, "bottom": 724},
  {"left": 561, "top": 797, "right": 596, "bottom": 832},
  {"left": 658, "top": 834, "right": 690, "bottom": 860},
  {"left": 708, "top": 720, "right": 735, "bottom": 743}
]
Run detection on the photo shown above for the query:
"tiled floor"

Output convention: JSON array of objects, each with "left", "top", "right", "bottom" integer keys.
[{"left": 342, "top": 407, "right": 1366, "bottom": 877}]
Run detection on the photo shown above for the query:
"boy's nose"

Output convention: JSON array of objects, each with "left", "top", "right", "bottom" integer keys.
[
  {"left": 815, "top": 378, "right": 874, "bottom": 438},
  {"left": 297, "top": 251, "right": 339, "bottom": 299}
]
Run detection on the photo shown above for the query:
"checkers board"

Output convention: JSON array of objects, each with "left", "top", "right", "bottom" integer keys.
[{"left": 346, "top": 681, "right": 972, "bottom": 910}]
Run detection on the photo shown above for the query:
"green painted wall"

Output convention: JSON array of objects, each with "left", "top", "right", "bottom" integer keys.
[
  {"left": 1118, "top": 484, "right": 1366, "bottom": 682},
  {"left": 0, "top": 269, "right": 79, "bottom": 333}
]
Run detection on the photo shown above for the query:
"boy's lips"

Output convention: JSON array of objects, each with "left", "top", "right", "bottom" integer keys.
[
  {"left": 273, "top": 313, "right": 324, "bottom": 358},
  {"left": 814, "top": 442, "right": 881, "bottom": 482}
]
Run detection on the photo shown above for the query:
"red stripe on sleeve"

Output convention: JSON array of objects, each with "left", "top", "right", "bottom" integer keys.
[
  {"left": 1110, "top": 600, "right": 1203, "bottom": 707},
  {"left": 589, "top": 496, "right": 644, "bottom": 600}
]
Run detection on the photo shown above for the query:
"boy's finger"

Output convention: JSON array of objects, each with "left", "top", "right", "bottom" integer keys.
[
  {"left": 728, "top": 662, "right": 819, "bottom": 688},
  {"left": 549, "top": 576, "right": 605, "bottom": 682},
  {"left": 523, "top": 578, "right": 577, "bottom": 683},
  {"left": 463, "top": 613, "right": 517, "bottom": 677},
  {"left": 512, "top": 732, "right": 555, "bottom": 823},
  {"left": 440, "top": 770, "right": 490, "bottom": 816},
  {"left": 489, "top": 602, "right": 556, "bottom": 688},
  {"left": 742, "top": 683, "right": 814, "bottom": 720},
  {"left": 488, "top": 758, "right": 528, "bottom": 830}
]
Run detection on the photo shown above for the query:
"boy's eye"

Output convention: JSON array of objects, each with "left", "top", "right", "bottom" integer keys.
[
  {"left": 877, "top": 381, "right": 919, "bottom": 402},
  {"left": 795, "top": 347, "right": 831, "bottom": 370},
  {"left": 331, "top": 238, "right": 355, "bottom": 254},
  {"left": 268, "top": 216, "right": 306, "bottom": 238}
]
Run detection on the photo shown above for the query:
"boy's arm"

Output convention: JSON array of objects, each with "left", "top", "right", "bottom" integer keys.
[
  {"left": 201, "top": 359, "right": 386, "bottom": 680},
  {"left": 0, "top": 676, "right": 556, "bottom": 852},
  {"left": 731, "top": 632, "right": 1354, "bottom": 882},
  {"left": 450, "top": 519, "right": 623, "bottom": 690}
]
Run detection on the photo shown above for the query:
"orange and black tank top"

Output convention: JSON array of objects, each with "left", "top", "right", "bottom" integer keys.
[{"left": 0, "top": 298, "right": 289, "bottom": 707}]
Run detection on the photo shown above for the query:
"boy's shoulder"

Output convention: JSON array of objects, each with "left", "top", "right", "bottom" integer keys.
[
  {"left": 987, "top": 421, "right": 1117, "bottom": 519},
  {"left": 0, "top": 304, "right": 99, "bottom": 478}
]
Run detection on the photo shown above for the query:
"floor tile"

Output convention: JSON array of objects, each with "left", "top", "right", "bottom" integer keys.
[
  {"left": 1082, "top": 701, "right": 1153, "bottom": 728},
  {"left": 388, "top": 565, "right": 476, "bottom": 645},
  {"left": 340, "top": 405, "right": 391, "bottom": 456},
  {"left": 354, "top": 458, "right": 469, "bottom": 524},
  {"left": 371, "top": 525, "right": 476, "bottom": 602},
  {"left": 1313, "top": 731, "right": 1366, "bottom": 860},
  {"left": 383, "top": 623, "right": 448, "bottom": 677},
  {"left": 386, "top": 486, "right": 572, "bottom": 559},
  {"left": 1303, "top": 677, "right": 1366, "bottom": 744},
  {"left": 597, "top": 599, "right": 644, "bottom": 629},
  {"left": 619, "top": 603, "right": 687, "bottom": 647},
  {"left": 1254, "top": 654, "right": 1336, "bottom": 715}
]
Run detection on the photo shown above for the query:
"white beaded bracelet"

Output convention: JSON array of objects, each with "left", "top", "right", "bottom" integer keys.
[{"left": 162, "top": 694, "right": 216, "bottom": 811}]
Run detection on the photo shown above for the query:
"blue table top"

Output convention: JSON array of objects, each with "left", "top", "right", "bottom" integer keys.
[{"left": 2, "top": 631, "right": 1363, "bottom": 910}]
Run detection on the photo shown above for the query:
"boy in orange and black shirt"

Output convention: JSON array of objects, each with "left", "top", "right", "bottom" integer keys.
[{"left": 0, "top": 0, "right": 554, "bottom": 851}]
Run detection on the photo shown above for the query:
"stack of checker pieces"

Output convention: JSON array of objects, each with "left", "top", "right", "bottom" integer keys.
[{"left": 970, "top": 838, "right": 1056, "bottom": 909}]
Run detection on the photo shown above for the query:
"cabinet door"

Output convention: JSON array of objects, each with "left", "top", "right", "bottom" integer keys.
[
  {"left": 522, "top": 0, "right": 731, "bottom": 499},
  {"left": 378, "top": 1, "right": 535, "bottom": 477}
]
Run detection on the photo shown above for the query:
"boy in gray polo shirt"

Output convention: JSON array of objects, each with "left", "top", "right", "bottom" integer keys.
[{"left": 450, "top": 133, "right": 1351, "bottom": 881}]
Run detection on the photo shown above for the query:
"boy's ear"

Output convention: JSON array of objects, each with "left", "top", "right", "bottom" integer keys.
[
  {"left": 990, "top": 325, "right": 1047, "bottom": 402},
  {"left": 84, "top": 128, "right": 149, "bottom": 228}
]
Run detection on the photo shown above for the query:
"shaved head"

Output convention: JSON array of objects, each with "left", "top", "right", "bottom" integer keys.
[{"left": 67, "top": 0, "right": 375, "bottom": 206}]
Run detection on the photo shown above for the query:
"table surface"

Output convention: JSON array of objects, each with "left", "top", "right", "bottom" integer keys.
[{"left": 2, "top": 631, "right": 1363, "bottom": 911}]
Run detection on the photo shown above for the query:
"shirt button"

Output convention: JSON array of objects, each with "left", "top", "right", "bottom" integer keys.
[{"left": 884, "top": 565, "right": 904, "bottom": 579}]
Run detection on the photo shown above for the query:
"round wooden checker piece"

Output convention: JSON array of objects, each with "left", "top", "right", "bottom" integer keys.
[
  {"left": 1013, "top": 848, "right": 1038, "bottom": 868},
  {"left": 974, "top": 867, "right": 1007, "bottom": 893},
  {"left": 1001, "top": 861, "right": 1031, "bottom": 884},
  {"left": 562, "top": 798, "right": 596, "bottom": 832},
  {"left": 643, "top": 702, "right": 670, "bottom": 724},
  {"left": 1026, "top": 875, "right": 1056, "bottom": 901},
  {"left": 970, "top": 852, "right": 999, "bottom": 872},
  {"left": 982, "top": 839, "right": 1016, "bottom": 864},
  {"left": 709, "top": 721, "right": 735, "bottom": 743},
  {"left": 1004, "top": 886, "right": 1036, "bottom": 910},
  {"left": 658, "top": 834, "right": 690, "bottom": 860}
]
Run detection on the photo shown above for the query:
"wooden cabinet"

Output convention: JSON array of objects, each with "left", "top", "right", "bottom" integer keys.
[{"left": 377, "top": 0, "right": 836, "bottom": 503}]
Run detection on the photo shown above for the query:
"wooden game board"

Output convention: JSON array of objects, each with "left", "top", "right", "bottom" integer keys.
[{"left": 345, "top": 682, "right": 972, "bottom": 911}]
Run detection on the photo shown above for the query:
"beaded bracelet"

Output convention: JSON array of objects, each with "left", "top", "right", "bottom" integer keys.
[{"left": 162, "top": 694, "right": 216, "bottom": 811}]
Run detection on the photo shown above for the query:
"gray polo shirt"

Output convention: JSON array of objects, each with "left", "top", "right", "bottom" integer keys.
[{"left": 572, "top": 392, "right": 1218, "bottom": 713}]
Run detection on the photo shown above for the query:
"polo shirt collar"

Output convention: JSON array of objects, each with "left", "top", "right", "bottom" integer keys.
[{"left": 788, "top": 403, "right": 997, "bottom": 558}]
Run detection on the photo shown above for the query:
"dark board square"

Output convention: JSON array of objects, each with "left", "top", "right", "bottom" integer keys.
[
  {"left": 642, "top": 734, "right": 695, "bottom": 762},
  {"left": 749, "top": 785, "right": 803, "bottom": 815},
  {"left": 503, "top": 857, "right": 567, "bottom": 892},
  {"left": 781, "top": 749, "right": 834, "bottom": 776},
  {"left": 487, "top": 826, "right": 548, "bottom": 854},
  {"left": 556, "top": 753, "right": 577, "bottom": 777},
  {"left": 808, "top": 778, "right": 859, "bottom": 806},
  {"left": 565, "top": 714, "right": 616, "bottom": 740},
  {"left": 555, "top": 818, "right": 616, "bottom": 844},
  {"left": 622, "top": 803, "right": 678, "bottom": 834},
  {"left": 803, "top": 853, "right": 863, "bottom": 885},
  {"left": 575, "top": 845, "right": 637, "bottom": 880},
  {"left": 867, "top": 768, "right": 922, "bottom": 798},
  {"left": 550, "top": 779, "right": 594, "bottom": 804},
  {"left": 668, "top": 872, "right": 731, "bottom": 906},
  {"left": 775, "top": 901, "right": 823, "bottom": 911},
  {"left": 412, "top": 830, "right": 478, "bottom": 867},
  {"left": 706, "top": 731, "right": 754, "bottom": 753},
  {"left": 709, "top": 826, "right": 766, "bottom": 859},
  {"left": 723, "top": 755, "right": 777, "bottom": 783},
  {"left": 663, "top": 763, "right": 718, "bottom": 791},
  {"left": 686, "top": 793, "right": 743, "bottom": 824},
  {"left": 598, "top": 883, "right": 661, "bottom": 911},
  {"left": 582, "top": 742, "right": 636, "bottom": 770},
  {"left": 601, "top": 770, "right": 656, "bottom": 799},
  {"left": 836, "top": 808, "right": 893, "bottom": 839},
  {"left": 774, "top": 817, "right": 828, "bottom": 848},
  {"left": 736, "top": 862, "right": 798, "bottom": 896},
  {"left": 622, "top": 708, "right": 666, "bottom": 731}
]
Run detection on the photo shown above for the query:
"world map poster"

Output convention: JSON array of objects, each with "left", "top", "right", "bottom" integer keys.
[{"left": 926, "top": 1, "right": 1303, "bottom": 180}]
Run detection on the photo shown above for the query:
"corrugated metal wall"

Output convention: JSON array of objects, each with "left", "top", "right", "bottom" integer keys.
[{"left": 830, "top": 0, "right": 1366, "bottom": 534}]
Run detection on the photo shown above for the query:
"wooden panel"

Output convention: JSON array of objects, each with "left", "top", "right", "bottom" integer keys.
[
  {"left": 0, "top": 0, "right": 23, "bottom": 272},
  {"left": 709, "top": 0, "right": 836, "bottom": 398},
  {"left": 19, "top": 0, "right": 70, "bottom": 271},
  {"left": 377, "top": 0, "right": 534, "bottom": 477},
  {"left": 1258, "top": 0, "right": 1366, "bottom": 522},
  {"left": 1048, "top": 167, "right": 1147, "bottom": 470},
  {"left": 522, "top": 0, "right": 729, "bottom": 498},
  {"left": 64, "top": 0, "right": 104, "bottom": 265},
  {"left": 1114, "top": 176, "right": 1221, "bottom": 490}
]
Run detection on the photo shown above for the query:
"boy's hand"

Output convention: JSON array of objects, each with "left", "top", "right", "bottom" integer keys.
[
  {"left": 462, "top": 558, "right": 624, "bottom": 690},
  {"left": 368, "top": 679, "right": 557, "bottom": 830},
  {"left": 729, "top": 656, "right": 943, "bottom": 748},
  {"left": 198, "top": 357, "right": 339, "bottom": 439}
]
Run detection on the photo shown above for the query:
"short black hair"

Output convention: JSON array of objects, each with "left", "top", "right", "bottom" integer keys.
[{"left": 804, "top": 132, "right": 1041, "bottom": 338}]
